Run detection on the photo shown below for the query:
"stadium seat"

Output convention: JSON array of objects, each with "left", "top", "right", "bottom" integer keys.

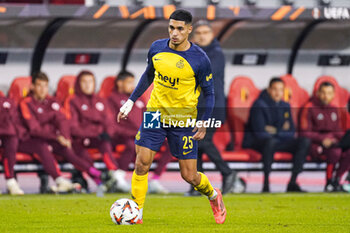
[
  {"left": 7, "top": 76, "right": 31, "bottom": 105},
  {"left": 141, "top": 83, "right": 154, "bottom": 104},
  {"left": 99, "top": 76, "right": 153, "bottom": 104},
  {"left": 56, "top": 75, "right": 76, "bottom": 105},
  {"left": 281, "top": 74, "right": 310, "bottom": 125},
  {"left": 98, "top": 76, "right": 116, "bottom": 99},
  {"left": 226, "top": 76, "right": 292, "bottom": 162},
  {"left": 227, "top": 76, "right": 260, "bottom": 150}
]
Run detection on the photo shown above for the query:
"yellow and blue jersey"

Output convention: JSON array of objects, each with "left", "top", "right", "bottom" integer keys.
[{"left": 130, "top": 38, "right": 214, "bottom": 122}]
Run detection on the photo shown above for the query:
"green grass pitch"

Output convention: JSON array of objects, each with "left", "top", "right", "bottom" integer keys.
[{"left": 0, "top": 193, "right": 349, "bottom": 233}]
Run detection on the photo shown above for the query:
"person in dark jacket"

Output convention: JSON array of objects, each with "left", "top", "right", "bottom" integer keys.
[
  {"left": 18, "top": 72, "right": 106, "bottom": 193},
  {"left": 185, "top": 20, "right": 236, "bottom": 196},
  {"left": 300, "top": 82, "right": 350, "bottom": 191},
  {"left": 108, "top": 70, "right": 172, "bottom": 194},
  {"left": 0, "top": 95, "right": 24, "bottom": 195},
  {"left": 66, "top": 70, "right": 129, "bottom": 192},
  {"left": 243, "top": 78, "right": 310, "bottom": 192}
]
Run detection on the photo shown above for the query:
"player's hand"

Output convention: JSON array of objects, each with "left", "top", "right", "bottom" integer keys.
[
  {"left": 117, "top": 99, "right": 134, "bottom": 123},
  {"left": 322, "top": 138, "right": 335, "bottom": 148},
  {"left": 57, "top": 135, "right": 70, "bottom": 148},
  {"left": 192, "top": 123, "right": 206, "bottom": 140},
  {"left": 265, "top": 125, "right": 277, "bottom": 135},
  {"left": 65, "top": 139, "right": 72, "bottom": 149},
  {"left": 282, "top": 121, "right": 290, "bottom": 131}
]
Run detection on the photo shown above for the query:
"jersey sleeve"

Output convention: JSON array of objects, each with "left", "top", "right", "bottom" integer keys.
[
  {"left": 129, "top": 44, "right": 156, "bottom": 102},
  {"left": 196, "top": 56, "right": 215, "bottom": 121}
]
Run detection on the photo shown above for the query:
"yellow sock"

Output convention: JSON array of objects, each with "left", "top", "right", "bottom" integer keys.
[
  {"left": 131, "top": 170, "right": 148, "bottom": 209},
  {"left": 194, "top": 172, "right": 216, "bottom": 199}
]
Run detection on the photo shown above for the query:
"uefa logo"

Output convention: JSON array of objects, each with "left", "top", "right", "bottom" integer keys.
[{"left": 143, "top": 110, "right": 161, "bottom": 129}]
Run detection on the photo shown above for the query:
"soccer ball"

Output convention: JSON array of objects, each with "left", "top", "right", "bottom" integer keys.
[{"left": 110, "top": 198, "right": 140, "bottom": 225}]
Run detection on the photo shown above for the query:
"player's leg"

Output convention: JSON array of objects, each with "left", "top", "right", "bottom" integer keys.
[
  {"left": 132, "top": 145, "right": 157, "bottom": 222},
  {"left": 51, "top": 141, "right": 103, "bottom": 185},
  {"left": 132, "top": 126, "right": 166, "bottom": 223},
  {"left": 149, "top": 142, "right": 172, "bottom": 194},
  {"left": 335, "top": 149, "right": 350, "bottom": 180},
  {"left": 1, "top": 135, "right": 24, "bottom": 195},
  {"left": 115, "top": 136, "right": 136, "bottom": 172},
  {"left": 179, "top": 159, "right": 226, "bottom": 224},
  {"left": 275, "top": 137, "right": 310, "bottom": 192},
  {"left": 18, "top": 139, "right": 75, "bottom": 193},
  {"left": 198, "top": 129, "right": 235, "bottom": 194},
  {"left": 323, "top": 147, "right": 343, "bottom": 191},
  {"left": 88, "top": 137, "right": 130, "bottom": 192},
  {"left": 250, "top": 137, "right": 277, "bottom": 192}
]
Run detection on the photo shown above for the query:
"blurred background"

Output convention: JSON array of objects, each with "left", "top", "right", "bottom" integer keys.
[{"left": 0, "top": 0, "right": 350, "bottom": 194}]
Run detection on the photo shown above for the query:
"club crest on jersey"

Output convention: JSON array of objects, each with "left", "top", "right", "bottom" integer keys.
[
  {"left": 81, "top": 104, "right": 88, "bottom": 111},
  {"left": 135, "top": 131, "right": 141, "bottom": 141},
  {"left": 135, "top": 100, "right": 145, "bottom": 109},
  {"left": 95, "top": 102, "right": 104, "bottom": 111},
  {"left": 331, "top": 112, "right": 337, "bottom": 121},
  {"left": 51, "top": 102, "right": 60, "bottom": 111},
  {"left": 284, "top": 112, "right": 289, "bottom": 118},
  {"left": 176, "top": 59, "right": 184, "bottom": 69},
  {"left": 317, "top": 113, "right": 324, "bottom": 120},
  {"left": 3, "top": 101, "right": 10, "bottom": 109},
  {"left": 37, "top": 107, "right": 43, "bottom": 114},
  {"left": 206, "top": 73, "right": 213, "bottom": 81}
]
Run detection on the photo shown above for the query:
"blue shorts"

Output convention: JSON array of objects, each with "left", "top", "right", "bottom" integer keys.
[{"left": 134, "top": 124, "right": 198, "bottom": 160}]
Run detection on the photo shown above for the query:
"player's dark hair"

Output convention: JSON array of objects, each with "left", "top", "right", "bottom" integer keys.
[
  {"left": 268, "top": 77, "right": 284, "bottom": 88},
  {"left": 32, "top": 71, "right": 49, "bottom": 84},
  {"left": 77, "top": 70, "right": 95, "bottom": 80},
  {"left": 169, "top": 9, "right": 192, "bottom": 24},
  {"left": 319, "top": 81, "right": 334, "bottom": 91},
  {"left": 193, "top": 20, "right": 212, "bottom": 31},
  {"left": 117, "top": 70, "right": 135, "bottom": 81}
]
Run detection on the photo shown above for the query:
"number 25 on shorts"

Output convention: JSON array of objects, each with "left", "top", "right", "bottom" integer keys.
[{"left": 182, "top": 136, "right": 193, "bottom": 149}]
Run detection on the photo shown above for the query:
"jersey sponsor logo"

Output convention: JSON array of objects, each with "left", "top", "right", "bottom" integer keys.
[
  {"left": 206, "top": 73, "right": 213, "bottom": 82},
  {"left": 157, "top": 72, "right": 179, "bottom": 88},
  {"left": 176, "top": 59, "right": 184, "bottom": 69},
  {"left": 154, "top": 58, "right": 161, "bottom": 61}
]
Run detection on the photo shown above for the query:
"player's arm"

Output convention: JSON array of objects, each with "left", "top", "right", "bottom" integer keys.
[
  {"left": 117, "top": 50, "right": 155, "bottom": 122},
  {"left": 193, "top": 57, "right": 215, "bottom": 140}
]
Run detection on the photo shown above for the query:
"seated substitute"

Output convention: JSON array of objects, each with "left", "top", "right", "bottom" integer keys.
[
  {"left": 243, "top": 77, "right": 310, "bottom": 193},
  {"left": 17, "top": 72, "right": 102, "bottom": 193},
  {"left": 300, "top": 81, "right": 350, "bottom": 192},
  {"left": 66, "top": 70, "right": 128, "bottom": 192},
  {"left": 0, "top": 95, "right": 25, "bottom": 195}
]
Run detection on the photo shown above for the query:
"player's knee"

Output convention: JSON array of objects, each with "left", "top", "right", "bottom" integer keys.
[
  {"left": 134, "top": 159, "right": 151, "bottom": 175},
  {"left": 181, "top": 172, "right": 197, "bottom": 185}
]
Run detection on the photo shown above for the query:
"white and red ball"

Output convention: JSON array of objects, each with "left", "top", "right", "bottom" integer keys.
[{"left": 110, "top": 199, "right": 140, "bottom": 225}]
